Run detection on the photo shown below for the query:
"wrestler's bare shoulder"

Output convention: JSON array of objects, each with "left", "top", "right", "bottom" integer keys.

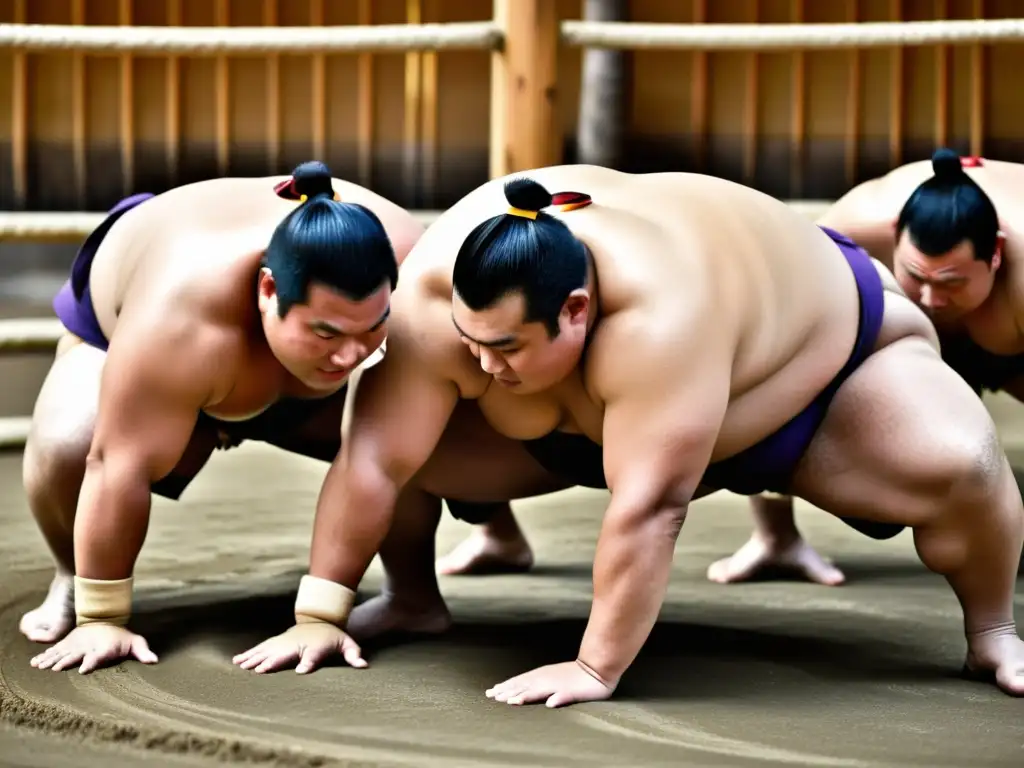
[{"left": 384, "top": 261, "right": 486, "bottom": 395}]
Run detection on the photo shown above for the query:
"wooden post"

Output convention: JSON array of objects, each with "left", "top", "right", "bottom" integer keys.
[
  {"left": 489, "top": 0, "right": 560, "bottom": 178},
  {"left": 576, "top": 0, "right": 627, "bottom": 168}
]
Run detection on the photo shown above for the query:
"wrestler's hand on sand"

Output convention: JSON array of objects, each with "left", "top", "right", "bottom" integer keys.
[
  {"left": 30, "top": 624, "right": 158, "bottom": 674},
  {"left": 486, "top": 660, "right": 616, "bottom": 708},
  {"left": 232, "top": 622, "right": 367, "bottom": 674}
]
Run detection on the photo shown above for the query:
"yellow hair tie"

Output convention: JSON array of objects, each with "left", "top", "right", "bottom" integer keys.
[
  {"left": 298, "top": 192, "right": 341, "bottom": 204},
  {"left": 557, "top": 201, "right": 590, "bottom": 213},
  {"left": 507, "top": 206, "right": 538, "bottom": 220}
]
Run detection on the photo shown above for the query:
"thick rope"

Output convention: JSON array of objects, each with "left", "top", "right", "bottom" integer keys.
[
  {"left": 0, "top": 417, "right": 30, "bottom": 450},
  {"left": 0, "top": 319, "right": 65, "bottom": 352},
  {"left": 562, "top": 19, "right": 1024, "bottom": 50},
  {"left": 0, "top": 22, "right": 502, "bottom": 54}
]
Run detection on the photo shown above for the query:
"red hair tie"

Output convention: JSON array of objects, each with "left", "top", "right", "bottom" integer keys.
[
  {"left": 551, "top": 191, "right": 592, "bottom": 213},
  {"left": 961, "top": 156, "right": 984, "bottom": 168},
  {"left": 273, "top": 177, "right": 340, "bottom": 202}
]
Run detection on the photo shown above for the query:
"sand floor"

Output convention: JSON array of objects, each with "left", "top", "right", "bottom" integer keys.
[{"left": 1, "top": 398, "right": 1023, "bottom": 767}]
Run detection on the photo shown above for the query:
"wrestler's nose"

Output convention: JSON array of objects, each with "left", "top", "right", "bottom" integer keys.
[
  {"left": 330, "top": 340, "right": 365, "bottom": 369},
  {"left": 478, "top": 347, "right": 505, "bottom": 375},
  {"left": 920, "top": 285, "right": 946, "bottom": 309}
]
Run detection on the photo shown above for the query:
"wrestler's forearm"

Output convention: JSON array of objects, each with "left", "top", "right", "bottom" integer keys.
[
  {"left": 73, "top": 456, "right": 152, "bottom": 580},
  {"left": 577, "top": 500, "right": 687, "bottom": 684},
  {"left": 308, "top": 459, "right": 398, "bottom": 589}
]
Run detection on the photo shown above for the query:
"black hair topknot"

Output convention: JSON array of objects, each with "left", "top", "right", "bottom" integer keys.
[
  {"left": 504, "top": 177, "right": 554, "bottom": 214},
  {"left": 895, "top": 147, "right": 1000, "bottom": 264},
  {"left": 453, "top": 176, "right": 588, "bottom": 337},
  {"left": 291, "top": 160, "right": 336, "bottom": 200},
  {"left": 931, "top": 147, "right": 965, "bottom": 182},
  {"left": 263, "top": 160, "right": 398, "bottom": 314}
]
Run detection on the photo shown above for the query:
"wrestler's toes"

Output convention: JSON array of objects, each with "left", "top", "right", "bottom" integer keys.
[
  {"left": 965, "top": 633, "right": 1024, "bottom": 696},
  {"left": 705, "top": 538, "right": 765, "bottom": 584},
  {"left": 789, "top": 545, "right": 846, "bottom": 586}
]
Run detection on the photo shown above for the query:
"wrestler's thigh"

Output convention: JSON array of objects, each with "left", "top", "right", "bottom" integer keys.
[
  {"left": 25, "top": 336, "right": 104, "bottom": 465},
  {"left": 789, "top": 335, "right": 1001, "bottom": 528},
  {"left": 411, "top": 400, "right": 573, "bottom": 503}
]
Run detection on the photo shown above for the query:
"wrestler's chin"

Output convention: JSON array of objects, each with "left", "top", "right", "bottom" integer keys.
[
  {"left": 297, "top": 367, "right": 350, "bottom": 393},
  {"left": 494, "top": 376, "right": 522, "bottom": 390}
]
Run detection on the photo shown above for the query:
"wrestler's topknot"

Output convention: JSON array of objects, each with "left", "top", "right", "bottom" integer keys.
[
  {"left": 291, "top": 160, "right": 336, "bottom": 201},
  {"left": 453, "top": 176, "right": 587, "bottom": 338},
  {"left": 896, "top": 147, "right": 999, "bottom": 264},
  {"left": 263, "top": 160, "right": 398, "bottom": 315},
  {"left": 504, "top": 177, "right": 553, "bottom": 214},
  {"left": 931, "top": 147, "right": 965, "bottom": 182}
]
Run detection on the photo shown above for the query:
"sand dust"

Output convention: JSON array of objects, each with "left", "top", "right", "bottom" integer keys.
[{"left": 1, "top": 396, "right": 1023, "bottom": 768}]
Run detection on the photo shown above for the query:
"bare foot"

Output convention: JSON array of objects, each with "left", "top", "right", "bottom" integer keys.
[
  {"left": 706, "top": 535, "right": 846, "bottom": 586},
  {"left": 964, "top": 627, "right": 1024, "bottom": 696},
  {"left": 346, "top": 591, "right": 453, "bottom": 644},
  {"left": 19, "top": 572, "right": 75, "bottom": 643},
  {"left": 436, "top": 529, "right": 534, "bottom": 576}
]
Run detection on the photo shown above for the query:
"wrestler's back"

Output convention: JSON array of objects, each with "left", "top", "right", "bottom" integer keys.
[
  {"left": 409, "top": 166, "right": 867, "bottom": 460},
  {"left": 82, "top": 176, "right": 421, "bottom": 418}
]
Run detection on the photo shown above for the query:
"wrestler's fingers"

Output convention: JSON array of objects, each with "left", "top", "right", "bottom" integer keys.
[
  {"left": 130, "top": 635, "right": 159, "bottom": 664},
  {"left": 51, "top": 650, "right": 86, "bottom": 672},
  {"left": 253, "top": 648, "right": 298, "bottom": 674},
  {"left": 544, "top": 690, "right": 579, "bottom": 709},
  {"left": 30, "top": 648, "right": 60, "bottom": 668},
  {"left": 77, "top": 649, "right": 106, "bottom": 675},
  {"left": 340, "top": 638, "right": 367, "bottom": 670},
  {"left": 295, "top": 644, "right": 331, "bottom": 674},
  {"left": 233, "top": 641, "right": 274, "bottom": 666},
  {"left": 237, "top": 651, "right": 271, "bottom": 671}
]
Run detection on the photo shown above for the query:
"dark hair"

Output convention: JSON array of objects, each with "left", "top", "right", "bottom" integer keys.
[
  {"left": 452, "top": 177, "right": 588, "bottom": 337},
  {"left": 895, "top": 148, "right": 999, "bottom": 264},
  {"left": 263, "top": 161, "right": 398, "bottom": 316}
]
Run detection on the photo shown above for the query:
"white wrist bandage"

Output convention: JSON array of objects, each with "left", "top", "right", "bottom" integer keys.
[
  {"left": 74, "top": 576, "right": 133, "bottom": 627},
  {"left": 294, "top": 575, "right": 356, "bottom": 627}
]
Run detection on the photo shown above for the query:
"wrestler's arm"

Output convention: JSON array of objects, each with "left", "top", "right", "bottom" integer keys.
[
  {"left": 578, "top": 299, "right": 732, "bottom": 684},
  {"left": 306, "top": 296, "right": 463, "bottom": 590},
  {"left": 74, "top": 313, "right": 232, "bottom": 581}
]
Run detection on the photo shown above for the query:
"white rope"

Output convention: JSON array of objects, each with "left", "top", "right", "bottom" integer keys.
[
  {"left": 0, "top": 319, "right": 65, "bottom": 352},
  {"left": 0, "top": 22, "right": 502, "bottom": 54},
  {"left": 561, "top": 19, "right": 1024, "bottom": 50},
  {"left": 0, "top": 417, "right": 31, "bottom": 450}
]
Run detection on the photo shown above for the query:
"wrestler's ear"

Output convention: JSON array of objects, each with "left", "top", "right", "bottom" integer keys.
[
  {"left": 563, "top": 289, "right": 590, "bottom": 325},
  {"left": 991, "top": 231, "right": 1006, "bottom": 271},
  {"left": 257, "top": 267, "right": 277, "bottom": 313}
]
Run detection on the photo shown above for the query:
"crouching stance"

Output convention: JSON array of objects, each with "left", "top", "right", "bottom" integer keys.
[
  {"left": 21, "top": 162, "right": 503, "bottom": 674},
  {"left": 714, "top": 149, "right": 1024, "bottom": 585},
  {"left": 237, "top": 165, "right": 1024, "bottom": 705}
]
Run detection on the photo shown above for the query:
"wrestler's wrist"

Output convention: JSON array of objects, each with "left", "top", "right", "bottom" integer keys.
[
  {"left": 574, "top": 656, "right": 619, "bottom": 690},
  {"left": 74, "top": 575, "right": 133, "bottom": 628},
  {"left": 294, "top": 574, "right": 356, "bottom": 628}
]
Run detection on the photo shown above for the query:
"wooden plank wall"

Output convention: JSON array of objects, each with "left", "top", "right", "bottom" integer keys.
[{"left": 0, "top": 0, "right": 1021, "bottom": 211}]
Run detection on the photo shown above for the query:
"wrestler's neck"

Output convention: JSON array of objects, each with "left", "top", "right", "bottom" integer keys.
[{"left": 582, "top": 245, "right": 601, "bottom": 338}]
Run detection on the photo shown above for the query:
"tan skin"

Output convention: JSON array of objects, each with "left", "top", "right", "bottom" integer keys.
[
  {"left": 21, "top": 174, "right": 425, "bottom": 674},
  {"left": 712, "top": 158, "right": 1024, "bottom": 588},
  {"left": 235, "top": 165, "right": 1024, "bottom": 705}
]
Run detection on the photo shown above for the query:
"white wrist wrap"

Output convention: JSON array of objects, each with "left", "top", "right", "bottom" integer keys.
[
  {"left": 294, "top": 575, "right": 356, "bottom": 627},
  {"left": 74, "top": 576, "right": 133, "bottom": 627}
]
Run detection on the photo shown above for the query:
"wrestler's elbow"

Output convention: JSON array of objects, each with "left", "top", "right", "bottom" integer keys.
[{"left": 607, "top": 468, "right": 691, "bottom": 538}]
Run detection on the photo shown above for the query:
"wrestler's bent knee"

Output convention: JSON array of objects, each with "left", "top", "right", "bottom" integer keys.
[{"left": 927, "top": 424, "right": 1008, "bottom": 525}]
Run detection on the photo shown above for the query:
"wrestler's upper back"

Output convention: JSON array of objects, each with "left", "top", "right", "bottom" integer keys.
[
  {"left": 404, "top": 165, "right": 861, "bottom": 393},
  {"left": 87, "top": 176, "right": 420, "bottom": 337}
]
